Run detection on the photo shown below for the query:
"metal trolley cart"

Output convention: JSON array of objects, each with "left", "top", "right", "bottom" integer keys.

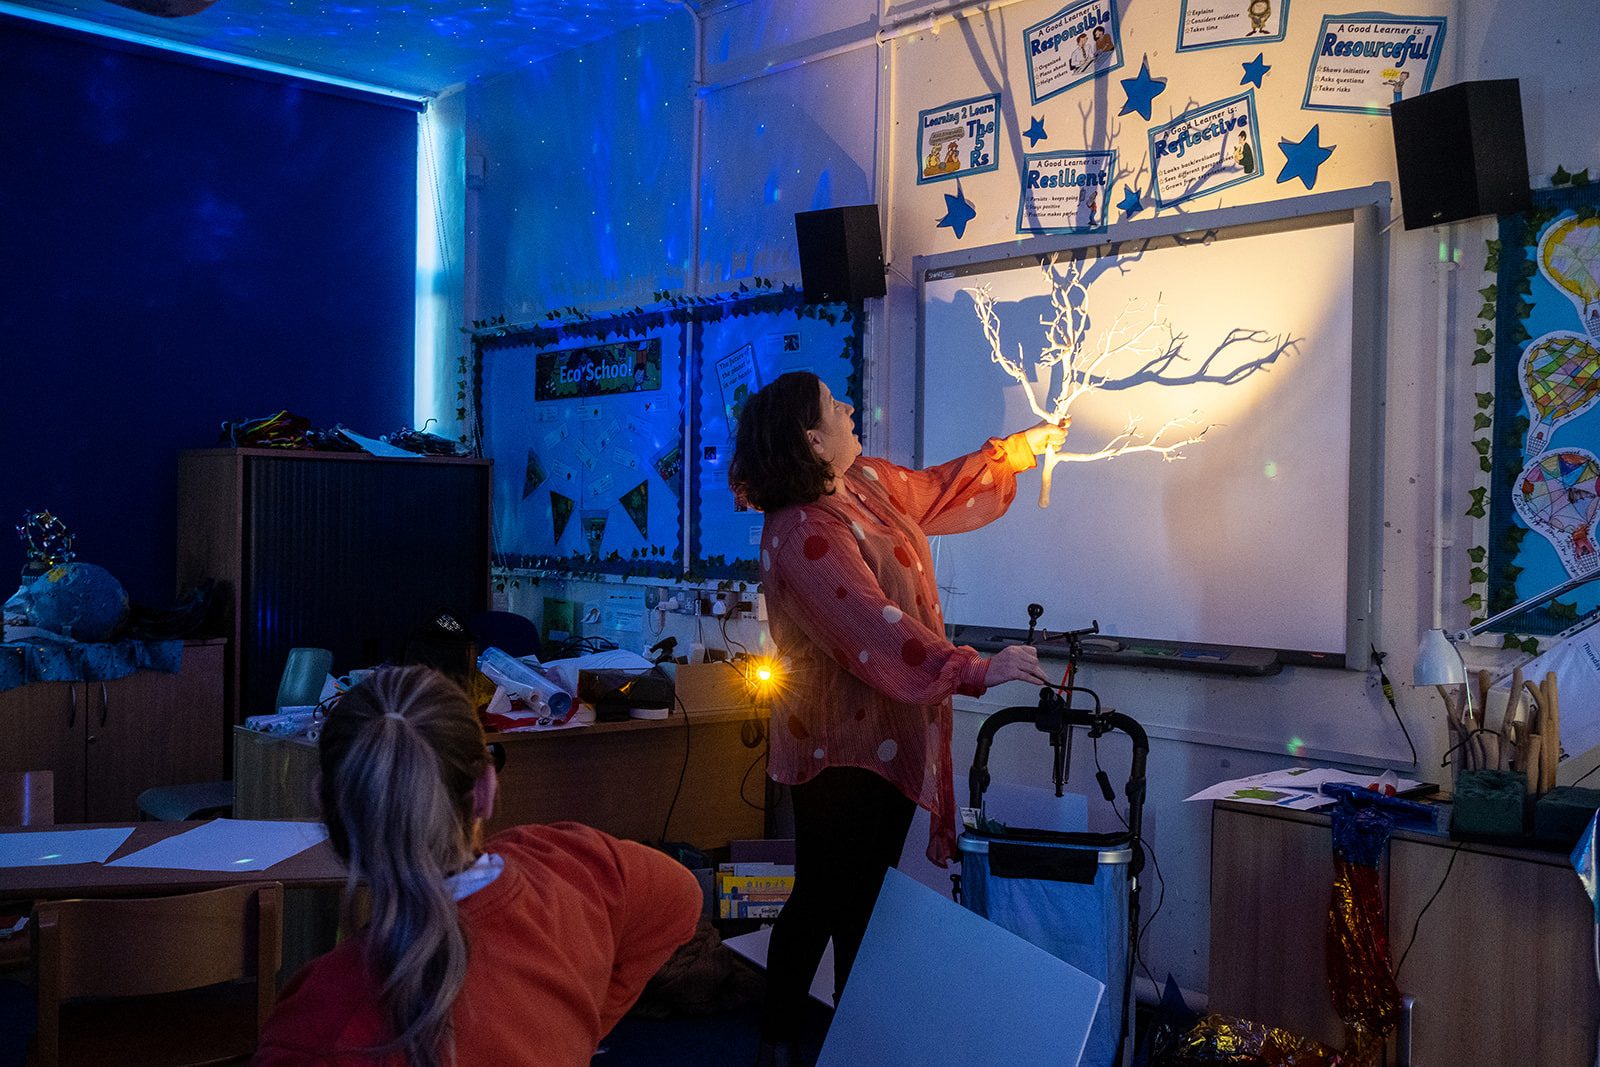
[{"left": 956, "top": 634, "right": 1149, "bottom": 1067}]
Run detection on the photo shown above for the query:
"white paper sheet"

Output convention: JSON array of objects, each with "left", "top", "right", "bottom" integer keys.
[
  {"left": 0, "top": 827, "right": 134, "bottom": 868},
  {"left": 1185, "top": 766, "right": 1426, "bottom": 809},
  {"left": 106, "top": 819, "right": 329, "bottom": 872}
]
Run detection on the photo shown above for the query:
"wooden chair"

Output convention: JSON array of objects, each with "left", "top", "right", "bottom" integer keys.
[
  {"left": 0, "top": 771, "right": 53, "bottom": 971},
  {"left": 31, "top": 882, "right": 283, "bottom": 1067},
  {"left": 0, "top": 770, "right": 53, "bottom": 827}
]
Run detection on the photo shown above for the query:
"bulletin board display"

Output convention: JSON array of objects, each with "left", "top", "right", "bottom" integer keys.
[
  {"left": 1485, "top": 184, "right": 1600, "bottom": 638},
  {"left": 480, "top": 323, "right": 687, "bottom": 576},
  {"left": 692, "top": 299, "right": 864, "bottom": 577},
  {"left": 916, "top": 193, "right": 1386, "bottom": 666}
]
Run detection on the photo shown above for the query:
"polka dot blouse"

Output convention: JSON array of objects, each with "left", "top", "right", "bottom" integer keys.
[{"left": 760, "top": 433, "right": 1038, "bottom": 865}]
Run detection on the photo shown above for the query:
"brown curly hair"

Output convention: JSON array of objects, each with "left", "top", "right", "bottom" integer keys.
[{"left": 728, "top": 371, "right": 836, "bottom": 512}]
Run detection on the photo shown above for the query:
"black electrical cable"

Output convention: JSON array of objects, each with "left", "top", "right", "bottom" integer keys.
[
  {"left": 1370, "top": 644, "right": 1418, "bottom": 766},
  {"left": 658, "top": 690, "right": 692, "bottom": 846},
  {"left": 1095, "top": 733, "right": 1165, "bottom": 993},
  {"left": 1394, "top": 840, "right": 1466, "bottom": 980},
  {"left": 739, "top": 744, "right": 769, "bottom": 812}
]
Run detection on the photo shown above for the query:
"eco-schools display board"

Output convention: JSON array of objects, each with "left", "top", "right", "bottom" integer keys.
[
  {"left": 915, "top": 189, "right": 1386, "bottom": 667},
  {"left": 478, "top": 291, "right": 862, "bottom": 580},
  {"left": 482, "top": 323, "right": 688, "bottom": 576}
]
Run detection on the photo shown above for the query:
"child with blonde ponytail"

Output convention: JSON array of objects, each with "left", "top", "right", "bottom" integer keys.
[{"left": 255, "top": 665, "right": 702, "bottom": 1066}]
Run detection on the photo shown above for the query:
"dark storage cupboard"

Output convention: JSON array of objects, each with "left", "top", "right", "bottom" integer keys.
[{"left": 177, "top": 449, "right": 491, "bottom": 727}]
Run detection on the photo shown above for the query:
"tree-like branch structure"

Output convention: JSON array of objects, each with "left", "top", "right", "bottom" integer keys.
[{"left": 967, "top": 253, "right": 1290, "bottom": 506}]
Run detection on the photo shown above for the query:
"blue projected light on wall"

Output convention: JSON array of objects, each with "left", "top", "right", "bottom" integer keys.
[
  {"left": 7, "top": 0, "right": 681, "bottom": 93},
  {"left": 693, "top": 303, "right": 862, "bottom": 577}
]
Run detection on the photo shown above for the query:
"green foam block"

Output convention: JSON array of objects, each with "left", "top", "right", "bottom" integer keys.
[{"left": 1452, "top": 770, "right": 1526, "bottom": 838}]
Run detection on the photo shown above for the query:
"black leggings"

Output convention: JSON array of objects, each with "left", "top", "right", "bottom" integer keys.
[{"left": 760, "top": 766, "right": 917, "bottom": 1043}]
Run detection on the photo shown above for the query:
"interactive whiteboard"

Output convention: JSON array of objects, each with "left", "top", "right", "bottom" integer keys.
[{"left": 916, "top": 192, "right": 1385, "bottom": 667}]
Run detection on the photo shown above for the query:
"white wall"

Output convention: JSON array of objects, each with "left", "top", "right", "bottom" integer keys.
[{"left": 464, "top": 0, "right": 1600, "bottom": 1000}]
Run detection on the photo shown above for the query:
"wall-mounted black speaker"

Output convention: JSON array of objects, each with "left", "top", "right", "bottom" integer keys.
[
  {"left": 795, "top": 204, "right": 886, "bottom": 304},
  {"left": 1390, "top": 79, "right": 1531, "bottom": 230}
]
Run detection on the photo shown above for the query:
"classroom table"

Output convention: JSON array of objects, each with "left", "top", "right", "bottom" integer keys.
[{"left": 0, "top": 820, "right": 346, "bottom": 903}]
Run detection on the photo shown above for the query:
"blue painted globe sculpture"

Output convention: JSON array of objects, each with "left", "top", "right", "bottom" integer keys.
[{"left": 27, "top": 563, "right": 129, "bottom": 642}]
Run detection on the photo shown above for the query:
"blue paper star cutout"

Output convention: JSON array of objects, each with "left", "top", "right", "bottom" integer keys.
[
  {"left": 1240, "top": 52, "right": 1271, "bottom": 89},
  {"left": 1024, "top": 116, "right": 1047, "bottom": 147},
  {"left": 1119, "top": 57, "right": 1167, "bottom": 120},
  {"left": 937, "top": 181, "right": 977, "bottom": 240},
  {"left": 1276, "top": 124, "right": 1335, "bottom": 190},
  {"left": 1117, "top": 185, "right": 1144, "bottom": 216}
]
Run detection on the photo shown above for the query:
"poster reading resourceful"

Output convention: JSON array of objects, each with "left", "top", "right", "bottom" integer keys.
[
  {"left": 1017, "top": 150, "right": 1116, "bottom": 234},
  {"left": 1023, "top": 0, "right": 1124, "bottom": 104},
  {"left": 1303, "top": 14, "right": 1446, "bottom": 115},
  {"left": 1177, "top": 0, "right": 1287, "bottom": 50},
  {"left": 1148, "top": 91, "right": 1259, "bottom": 208},
  {"left": 916, "top": 93, "right": 1001, "bottom": 184}
]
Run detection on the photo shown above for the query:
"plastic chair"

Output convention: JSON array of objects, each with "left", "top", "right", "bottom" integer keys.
[
  {"left": 135, "top": 780, "right": 234, "bottom": 822},
  {"left": 31, "top": 882, "right": 283, "bottom": 1066},
  {"left": 275, "top": 647, "right": 333, "bottom": 712},
  {"left": 0, "top": 771, "right": 53, "bottom": 827},
  {"left": 468, "top": 610, "right": 543, "bottom": 660}
]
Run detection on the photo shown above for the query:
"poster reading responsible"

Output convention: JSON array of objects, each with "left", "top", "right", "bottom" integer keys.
[
  {"left": 1303, "top": 13, "right": 1446, "bottom": 114},
  {"left": 916, "top": 93, "right": 1001, "bottom": 184},
  {"left": 1148, "top": 91, "right": 1260, "bottom": 208},
  {"left": 1177, "top": 0, "right": 1287, "bottom": 50},
  {"left": 1023, "top": 0, "right": 1124, "bottom": 104},
  {"left": 1017, "top": 149, "right": 1117, "bottom": 234}
]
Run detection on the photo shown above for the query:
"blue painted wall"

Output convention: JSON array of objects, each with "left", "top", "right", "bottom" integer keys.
[
  {"left": 465, "top": 14, "right": 696, "bottom": 320},
  {"left": 0, "top": 17, "right": 417, "bottom": 603}
]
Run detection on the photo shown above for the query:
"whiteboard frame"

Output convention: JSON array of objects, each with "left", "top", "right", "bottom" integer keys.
[{"left": 912, "top": 185, "right": 1389, "bottom": 670}]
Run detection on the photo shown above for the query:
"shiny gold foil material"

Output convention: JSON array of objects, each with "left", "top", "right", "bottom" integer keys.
[
  {"left": 1154, "top": 1013, "right": 1342, "bottom": 1065},
  {"left": 1325, "top": 857, "right": 1400, "bottom": 1067}
]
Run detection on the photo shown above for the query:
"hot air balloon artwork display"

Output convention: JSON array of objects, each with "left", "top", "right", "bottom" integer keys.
[
  {"left": 1513, "top": 448, "right": 1600, "bottom": 579},
  {"left": 1539, "top": 215, "right": 1600, "bottom": 342},
  {"left": 1519, "top": 331, "right": 1600, "bottom": 460}
]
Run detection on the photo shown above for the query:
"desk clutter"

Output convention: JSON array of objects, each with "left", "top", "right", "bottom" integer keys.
[
  {"left": 1436, "top": 668, "right": 1600, "bottom": 847},
  {"left": 241, "top": 628, "right": 772, "bottom": 741}
]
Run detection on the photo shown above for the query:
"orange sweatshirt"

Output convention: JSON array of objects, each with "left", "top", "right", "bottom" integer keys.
[{"left": 254, "top": 822, "right": 702, "bottom": 1066}]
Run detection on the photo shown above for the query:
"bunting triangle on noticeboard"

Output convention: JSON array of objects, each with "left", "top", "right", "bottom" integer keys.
[
  {"left": 550, "top": 490, "right": 575, "bottom": 544},
  {"left": 523, "top": 449, "right": 547, "bottom": 499},
  {"left": 620, "top": 480, "right": 649, "bottom": 539}
]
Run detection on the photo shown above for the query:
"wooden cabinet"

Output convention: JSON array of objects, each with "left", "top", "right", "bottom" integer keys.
[
  {"left": 177, "top": 449, "right": 491, "bottom": 726},
  {"left": 1209, "top": 801, "right": 1600, "bottom": 1066},
  {"left": 234, "top": 704, "right": 767, "bottom": 851},
  {"left": 0, "top": 641, "right": 224, "bottom": 822}
]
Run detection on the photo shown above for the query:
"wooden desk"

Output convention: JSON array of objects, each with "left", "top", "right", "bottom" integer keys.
[
  {"left": 235, "top": 703, "right": 769, "bottom": 851},
  {"left": 1208, "top": 800, "right": 1600, "bottom": 1065},
  {"left": 0, "top": 820, "right": 345, "bottom": 904}
]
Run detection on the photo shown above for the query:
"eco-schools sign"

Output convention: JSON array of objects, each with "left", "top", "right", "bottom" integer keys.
[{"left": 536, "top": 338, "right": 662, "bottom": 401}]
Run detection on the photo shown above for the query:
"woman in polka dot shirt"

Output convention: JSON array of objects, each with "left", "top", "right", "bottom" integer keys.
[{"left": 730, "top": 371, "right": 1065, "bottom": 1064}]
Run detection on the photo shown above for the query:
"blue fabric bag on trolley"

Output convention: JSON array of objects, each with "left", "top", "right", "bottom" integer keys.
[
  {"left": 957, "top": 689, "right": 1148, "bottom": 1067},
  {"left": 958, "top": 832, "right": 1132, "bottom": 1067}
]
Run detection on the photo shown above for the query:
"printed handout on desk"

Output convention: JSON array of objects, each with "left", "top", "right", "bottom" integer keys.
[
  {"left": 107, "top": 819, "right": 329, "bottom": 872},
  {"left": 0, "top": 827, "right": 134, "bottom": 868},
  {"left": 1186, "top": 766, "right": 1425, "bottom": 809}
]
